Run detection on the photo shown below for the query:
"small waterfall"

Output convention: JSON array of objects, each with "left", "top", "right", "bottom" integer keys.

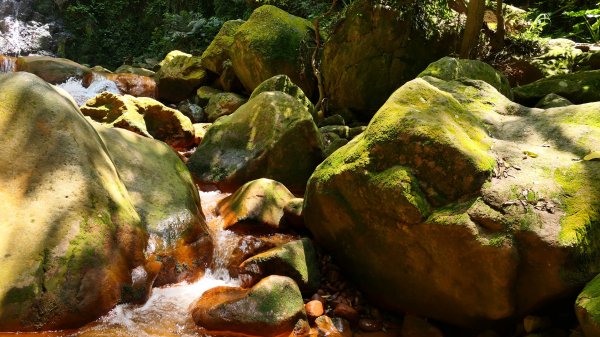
[
  {"left": 56, "top": 74, "right": 121, "bottom": 106},
  {"left": 0, "top": 0, "right": 61, "bottom": 56},
  {"left": 0, "top": 55, "right": 16, "bottom": 72},
  {"left": 69, "top": 190, "right": 241, "bottom": 337}
]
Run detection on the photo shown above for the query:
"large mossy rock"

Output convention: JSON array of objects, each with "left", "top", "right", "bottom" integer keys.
[
  {"left": 418, "top": 57, "right": 513, "bottom": 99},
  {"left": 80, "top": 92, "right": 195, "bottom": 149},
  {"left": 16, "top": 56, "right": 92, "bottom": 84},
  {"left": 0, "top": 72, "right": 147, "bottom": 330},
  {"left": 576, "top": 273, "right": 600, "bottom": 337},
  {"left": 156, "top": 50, "right": 209, "bottom": 103},
  {"left": 201, "top": 20, "right": 245, "bottom": 75},
  {"left": 217, "top": 178, "right": 295, "bottom": 230},
  {"left": 513, "top": 70, "right": 600, "bottom": 106},
  {"left": 187, "top": 91, "right": 323, "bottom": 193},
  {"left": 205, "top": 92, "right": 247, "bottom": 122},
  {"left": 230, "top": 5, "right": 316, "bottom": 97},
  {"left": 250, "top": 74, "right": 317, "bottom": 119},
  {"left": 95, "top": 126, "right": 211, "bottom": 283},
  {"left": 321, "top": 0, "right": 453, "bottom": 121},
  {"left": 190, "top": 275, "right": 306, "bottom": 337},
  {"left": 239, "top": 238, "right": 320, "bottom": 293},
  {"left": 304, "top": 75, "right": 600, "bottom": 327}
]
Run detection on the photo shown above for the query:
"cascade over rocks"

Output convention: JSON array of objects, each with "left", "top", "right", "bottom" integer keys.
[
  {"left": 321, "top": 0, "right": 454, "bottom": 121},
  {"left": 190, "top": 275, "right": 306, "bottom": 337},
  {"left": 187, "top": 91, "right": 323, "bottom": 193},
  {"left": 80, "top": 92, "right": 195, "bottom": 149},
  {"left": 304, "top": 71, "right": 600, "bottom": 326},
  {"left": 0, "top": 72, "right": 147, "bottom": 330},
  {"left": 155, "top": 50, "right": 208, "bottom": 103},
  {"left": 95, "top": 126, "right": 211, "bottom": 285},
  {"left": 230, "top": 5, "right": 316, "bottom": 97}
]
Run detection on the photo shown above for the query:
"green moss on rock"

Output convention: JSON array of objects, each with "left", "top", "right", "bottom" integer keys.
[
  {"left": 156, "top": 50, "right": 209, "bottom": 103},
  {"left": 201, "top": 20, "right": 245, "bottom": 75}
]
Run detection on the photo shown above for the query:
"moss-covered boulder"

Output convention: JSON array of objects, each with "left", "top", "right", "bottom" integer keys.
[
  {"left": 217, "top": 178, "right": 295, "bottom": 230},
  {"left": 250, "top": 74, "right": 317, "bottom": 119},
  {"left": 513, "top": 70, "right": 600, "bottom": 106},
  {"left": 239, "top": 238, "right": 320, "bottom": 293},
  {"left": 155, "top": 50, "right": 209, "bottom": 103},
  {"left": 187, "top": 91, "right": 323, "bottom": 193},
  {"left": 304, "top": 75, "right": 600, "bottom": 327},
  {"left": 529, "top": 38, "right": 582, "bottom": 78},
  {"left": 190, "top": 275, "right": 306, "bottom": 336},
  {"left": 205, "top": 92, "right": 247, "bottom": 122},
  {"left": 0, "top": 72, "right": 147, "bottom": 330},
  {"left": 196, "top": 86, "right": 223, "bottom": 107},
  {"left": 418, "top": 57, "right": 513, "bottom": 99},
  {"left": 576, "top": 273, "right": 600, "bottom": 337},
  {"left": 230, "top": 5, "right": 316, "bottom": 97},
  {"left": 534, "top": 93, "right": 572, "bottom": 109},
  {"left": 95, "top": 126, "right": 211, "bottom": 284},
  {"left": 321, "top": 0, "right": 453, "bottom": 121},
  {"left": 80, "top": 92, "right": 195, "bottom": 149},
  {"left": 200, "top": 19, "right": 245, "bottom": 75},
  {"left": 16, "top": 56, "right": 92, "bottom": 84}
]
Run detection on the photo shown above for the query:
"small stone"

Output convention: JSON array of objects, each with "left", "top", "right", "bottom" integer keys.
[
  {"left": 305, "top": 300, "right": 324, "bottom": 318},
  {"left": 359, "top": 318, "right": 383, "bottom": 332},
  {"left": 315, "top": 315, "right": 344, "bottom": 337},
  {"left": 333, "top": 303, "right": 359, "bottom": 323},
  {"left": 289, "top": 319, "right": 310, "bottom": 337}
]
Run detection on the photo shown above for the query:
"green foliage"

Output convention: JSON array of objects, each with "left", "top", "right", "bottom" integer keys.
[{"left": 564, "top": 6, "right": 600, "bottom": 42}]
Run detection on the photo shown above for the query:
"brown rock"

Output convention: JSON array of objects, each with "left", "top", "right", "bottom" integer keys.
[
  {"left": 523, "top": 315, "right": 551, "bottom": 333},
  {"left": 289, "top": 319, "right": 311, "bottom": 337},
  {"left": 306, "top": 300, "right": 324, "bottom": 318},
  {"left": 315, "top": 315, "right": 344, "bottom": 337},
  {"left": 334, "top": 303, "right": 359, "bottom": 323}
]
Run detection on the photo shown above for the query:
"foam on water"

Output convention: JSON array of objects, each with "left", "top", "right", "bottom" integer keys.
[
  {"left": 0, "top": 0, "right": 54, "bottom": 56},
  {"left": 56, "top": 75, "right": 121, "bottom": 106}
]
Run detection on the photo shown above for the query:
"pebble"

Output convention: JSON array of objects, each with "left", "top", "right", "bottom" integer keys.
[
  {"left": 315, "top": 315, "right": 344, "bottom": 337},
  {"left": 333, "top": 302, "right": 359, "bottom": 323},
  {"left": 305, "top": 300, "right": 324, "bottom": 318}
]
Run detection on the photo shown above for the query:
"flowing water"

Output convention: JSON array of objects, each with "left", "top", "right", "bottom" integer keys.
[
  {"left": 0, "top": 0, "right": 57, "bottom": 56},
  {"left": 56, "top": 75, "right": 122, "bottom": 106},
  {"left": 0, "top": 191, "right": 243, "bottom": 337}
]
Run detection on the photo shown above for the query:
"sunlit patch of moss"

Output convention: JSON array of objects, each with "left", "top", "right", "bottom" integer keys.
[{"left": 554, "top": 163, "right": 600, "bottom": 248}]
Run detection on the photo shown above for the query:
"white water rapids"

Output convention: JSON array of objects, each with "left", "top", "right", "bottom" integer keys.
[{"left": 0, "top": 0, "right": 55, "bottom": 56}]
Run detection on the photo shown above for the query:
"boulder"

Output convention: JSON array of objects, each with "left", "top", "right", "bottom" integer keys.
[
  {"left": 80, "top": 92, "right": 195, "bottom": 149},
  {"left": 156, "top": 50, "right": 209, "bottom": 103},
  {"left": 230, "top": 5, "right": 316, "bottom": 97},
  {"left": 239, "top": 238, "right": 320, "bottom": 293},
  {"left": 534, "top": 93, "right": 572, "bottom": 109},
  {"left": 250, "top": 74, "right": 317, "bottom": 119},
  {"left": 418, "top": 57, "right": 513, "bottom": 99},
  {"left": 513, "top": 70, "right": 600, "bottom": 106},
  {"left": 529, "top": 38, "right": 582, "bottom": 77},
  {"left": 16, "top": 56, "right": 92, "bottom": 84},
  {"left": 0, "top": 72, "right": 146, "bottom": 330},
  {"left": 304, "top": 75, "right": 600, "bottom": 326},
  {"left": 217, "top": 178, "right": 295, "bottom": 230},
  {"left": 177, "top": 100, "right": 205, "bottom": 123},
  {"left": 95, "top": 126, "right": 211, "bottom": 284},
  {"left": 97, "top": 72, "right": 157, "bottom": 98},
  {"left": 200, "top": 19, "right": 245, "bottom": 75},
  {"left": 196, "top": 86, "right": 222, "bottom": 107},
  {"left": 190, "top": 275, "right": 306, "bottom": 336},
  {"left": 114, "top": 64, "right": 156, "bottom": 77},
  {"left": 576, "top": 273, "right": 600, "bottom": 337},
  {"left": 187, "top": 91, "right": 323, "bottom": 193},
  {"left": 205, "top": 92, "right": 247, "bottom": 122},
  {"left": 321, "top": 0, "right": 453, "bottom": 121}
]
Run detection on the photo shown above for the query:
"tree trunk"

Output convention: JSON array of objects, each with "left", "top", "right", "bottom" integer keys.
[
  {"left": 460, "top": 0, "right": 486, "bottom": 59},
  {"left": 494, "top": 0, "right": 505, "bottom": 51}
]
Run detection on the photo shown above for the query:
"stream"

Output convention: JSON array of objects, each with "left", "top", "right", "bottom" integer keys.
[{"left": 0, "top": 191, "right": 243, "bottom": 337}]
